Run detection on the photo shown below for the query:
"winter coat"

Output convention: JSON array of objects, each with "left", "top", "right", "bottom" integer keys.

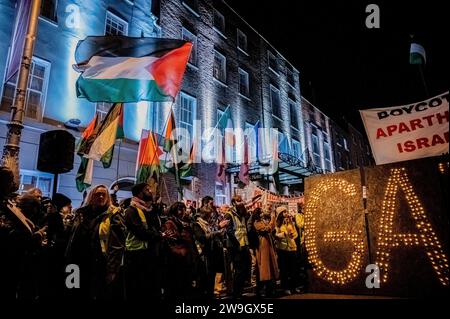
[{"left": 254, "top": 215, "right": 279, "bottom": 281}]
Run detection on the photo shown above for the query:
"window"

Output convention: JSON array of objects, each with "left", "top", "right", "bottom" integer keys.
[
  {"left": 1, "top": 57, "right": 50, "bottom": 120},
  {"left": 105, "top": 11, "right": 128, "bottom": 36},
  {"left": 343, "top": 137, "right": 349, "bottom": 151},
  {"left": 237, "top": 29, "right": 247, "bottom": 52},
  {"left": 336, "top": 133, "right": 342, "bottom": 146},
  {"left": 308, "top": 104, "right": 315, "bottom": 123},
  {"left": 270, "top": 85, "right": 281, "bottom": 118},
  {"left": 148, "top": 102, "right": 166, "bottom": 134},
  {"left": 182, "top": 27, "right": 198, "bottom": 65},
  {"left": 217, "top": 108, "right": 235, "bottom": 163},
  {"left": 289, "top": 100, "right": 298, "bottom": 130},
  {"left": 95, "top": 102, "right": 113, "bottom": 122},
  {"left": 323, "top": 133, "right": 329, "bottom": 143},
  {"left": 19, "top": 170, "right": 54, "bottom": 198},
  {"left": 245, "top": 122, "right": 259, "bottom": 162},
  {"left": 215, "top": 182, "right": 226, "bottom": 205},
  {"left": 287, "top": 66, "right": 295, "bottom": 87},
  {"left": 41, "top": 0, "right": 58, "bottom": 22},
  {"left": 320, "top": 113, "right": 326, "bottom": 129},
  {"left": 324, "top": 143, "right": 332, "bottom": 172},
  {"left": 292, "top": 139, "right": 302, "bottom": 159},
  {"left": 337, "top": 152, "right": 345, "bottom": 170},
  {"left": 278, "top": 131, "right": 289, "bottom": 154},
  {"left": 238, "top": 68, "right": 249, "bottom": 97},
  {"left": 268, "top": 51, "right": 278, "bottom": 74},
  {"left": 312, "top": 130, "right": 321, "bottom": 167},
  {"left": 213, "top": 9, "right": 225, "bottom": 34},
  {"left": 213, "top": 50, "right": 226, "bottom": 83},
  {"left": 179, "top": 92, "right": 196, "bottom": 152},
  {"left": 183, "top": 0, "right": 199, "bottom": 14}
]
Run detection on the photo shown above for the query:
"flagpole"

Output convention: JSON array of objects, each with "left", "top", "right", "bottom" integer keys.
[
  {"left": 168, "top": 102, "right": 184, "bottom": 201},
  {"left": 418, "top": 64, "right": 429, "bottom": 97},
  {"left": 116, "top": 139, "right": 122, "bottom": 182},
  {"left": 1, "top": 0, "right": 42, "bottom": 189}
]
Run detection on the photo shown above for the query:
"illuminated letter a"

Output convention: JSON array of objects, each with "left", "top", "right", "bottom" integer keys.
[{"left": 375, "top": 168, "right": 449, "bottom": 286}]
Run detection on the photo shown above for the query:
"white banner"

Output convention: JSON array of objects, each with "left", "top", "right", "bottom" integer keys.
[{"left": 360, "top": 92, "right": 449, "bottom": 165}]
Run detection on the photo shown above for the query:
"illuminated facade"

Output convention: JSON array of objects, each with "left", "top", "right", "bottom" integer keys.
[
  {"left": 0, "top": 0, "right": 161, "bottom": 206},
  {"left": 0, "top": 0, "right": 340, "bottom": 206}
]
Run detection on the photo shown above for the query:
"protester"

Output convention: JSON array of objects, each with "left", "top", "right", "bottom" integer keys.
[
  {"left": 65, "top": 185, "right": 112, "bottom": 299},
  {"left": 275, "top": 206, "right": 298, "bottom": 295},
  {"left": 192, "top": 196, "right": 226, "bottom": 297},
  {"left": 225, "top": 195, "right": 251, "bottom": 298},
  {"left": 162, "top": 201, "right": 197, "bottom": 298},
  {"left": 253, "top": 207, "right": 279, "bottom": 297},
  {"left": 123, "top": 183, "right": 171, "bottom": 299}
]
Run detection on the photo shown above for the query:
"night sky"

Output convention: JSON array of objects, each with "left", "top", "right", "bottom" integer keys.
[{"left": 225, "top": 0, "right": 449, "bottom": 131}]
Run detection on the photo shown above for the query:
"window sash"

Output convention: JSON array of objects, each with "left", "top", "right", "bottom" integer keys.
[
  {"left": 292, "top": 139, "right": 301, "bottom": 158},
  {"left": 312, "top": 134, "right": 320, "bottom": 155},
  {"left": 289, "top": 101, "right": 298, "bottom": 129},
  {"left": 105, "top": 12, "right": 128, "bottom": 36},
  {"left": 19, "top": 170, "right": 54, "bottom": 198},
  {"left": 41, "top": 0, "right": 58, "bottom": 22},
  {"left": 287, "top": 68, "right": 295, "bottom": 86},
  {"left": 1, "top": 58, "right": 50, "bottom": 120},
  {"left": 238, "top": 68, "right": 249, "bottom": 96},
  {"left": 270, "top": 86, "right": 281, "bottom": 118},
  {"left": 179, "top": 93, "right": 196, "bottom": 151},
  {"left": 268, "top": 51, "right": 278, "bottom": 73},
  {"left": 183, "top": 0, "right": 198, "bottom": 12},
  {"left": 213, "top": 51, "right": 226, "bottom": 82},
  {"left": 213, "top": 9, "right": 225, "bottom": 33},
  {"left": 237, "top": 29, "right": 247, "bottom": 51},
  {"left": 182, "top": 28, "right": 198, "bottom": 65}
]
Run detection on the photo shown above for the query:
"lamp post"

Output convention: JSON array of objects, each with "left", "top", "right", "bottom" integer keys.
[{"left": 1, "top": 0, "right": 42, "bottom": 190}]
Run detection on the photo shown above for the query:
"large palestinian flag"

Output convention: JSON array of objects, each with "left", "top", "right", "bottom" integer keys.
[{"left": 73, "top": 36, "right": 193, "bottom": 102}]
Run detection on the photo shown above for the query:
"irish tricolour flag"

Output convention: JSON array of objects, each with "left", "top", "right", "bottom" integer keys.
[{"left": 73, "top": 36, "right": 192, "bottom": 102}]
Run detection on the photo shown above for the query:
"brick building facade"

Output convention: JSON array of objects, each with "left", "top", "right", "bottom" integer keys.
[{"left": 0, "top": 0, "right": 372, "bottom": 207}]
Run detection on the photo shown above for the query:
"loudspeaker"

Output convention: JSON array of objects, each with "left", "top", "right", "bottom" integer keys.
[{"left": 37, "top": 130, "right": 75, "bottom": 174}]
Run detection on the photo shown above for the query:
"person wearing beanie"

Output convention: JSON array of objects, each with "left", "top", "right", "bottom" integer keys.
[{"left": 124, "top": 182, "right": 171, "bottom": 299}]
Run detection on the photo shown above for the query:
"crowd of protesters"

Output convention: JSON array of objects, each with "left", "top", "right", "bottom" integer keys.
[{"left": 0, "top": 166, "right": 309, "bottom": 300}]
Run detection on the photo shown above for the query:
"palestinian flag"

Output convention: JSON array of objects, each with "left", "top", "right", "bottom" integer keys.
[
  {"left": 179, "top": 141, "right": 196, "bottom": 178},
  {"left": 75, "top": 113, "right": 98, "bottom": 192},
  {"left": 75, "top": 157, "right": 94, "bottom": 192},
  {"left": 136, "top": 129, "right": 163, "bottom": 183},
  {"left": 163, "top": 108, "right": 176, "bottom": 152},
  {"left": 410, "top": 42, "right": 426, "bottom": 65},
  {"left": 78, "top": 103, "right": 125, "bottom": 167},
  {"left": 73, "top": 36, "right": 192, "bottom": 103}
]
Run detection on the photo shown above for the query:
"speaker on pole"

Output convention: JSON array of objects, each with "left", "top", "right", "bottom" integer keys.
[{"left": 37, "top": 130, "right": 75, "bottom": 174}]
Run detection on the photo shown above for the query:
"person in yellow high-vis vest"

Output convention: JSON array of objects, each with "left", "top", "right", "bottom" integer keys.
[
  {"left": 224, "top": 195, "right": 251, "bottom": 298},
  {"left": 275, "top": 206, "right": 298, "bottom": 296},
  {"left": 123, "top": 183, "right": 174, "bottom": 300}
]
